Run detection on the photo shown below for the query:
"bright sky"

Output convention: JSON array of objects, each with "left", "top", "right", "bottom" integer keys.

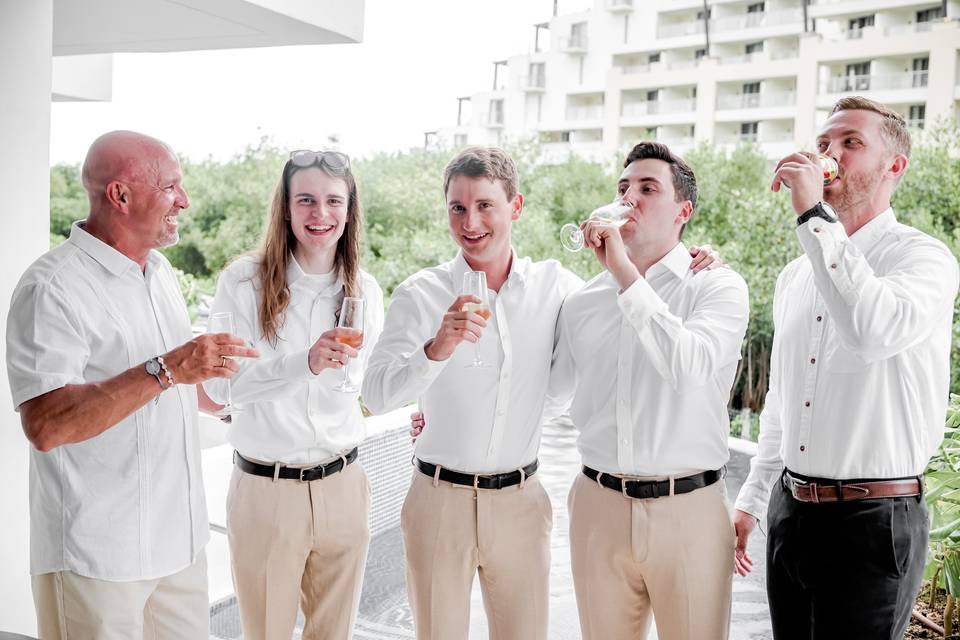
[{"left": 49, "top": 0, "right": 592, "bottom": 165}]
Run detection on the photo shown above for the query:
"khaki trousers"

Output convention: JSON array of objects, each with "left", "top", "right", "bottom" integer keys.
[
  {"left": 400, "top": 469, "right": 553, "bottom": 640},
  {"left": 227, "top": 460, "right": 371, "bottom": 640},
  {"left": 32, "top": 553, "right": 208, "bottom": 640},
  {"left": 568, "top": 473, "right": 734, "bottom": 640}
]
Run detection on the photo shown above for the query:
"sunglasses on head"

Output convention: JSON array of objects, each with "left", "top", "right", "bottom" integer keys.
[{"left": 288, "top": 150, "right": 351, "bottom": 172}]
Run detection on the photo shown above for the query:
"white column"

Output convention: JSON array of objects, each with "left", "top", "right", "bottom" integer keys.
[{"left": 0, "top": 1, "right": 52, "bottom": 635}]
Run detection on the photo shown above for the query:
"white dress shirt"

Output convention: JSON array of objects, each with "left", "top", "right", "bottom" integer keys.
[
  {"left": 362, "top": 250, "right": 583, "bottom": 474},
  {"left": 5, "top": 222, "right": 208, "bottom": 580},
  {"left": 553, "top": 242, "right": 750, "bottom": 476},
  {"left": 736, "top": 209, "right": 960, "bottom": 520},
  {"left": 204, "top": 256, "right": 384, "bottom": 464}
]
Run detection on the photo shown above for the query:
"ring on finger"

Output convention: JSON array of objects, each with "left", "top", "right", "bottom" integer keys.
[{"left": 220, "top": 356, "right": 227, "bottom": 368}]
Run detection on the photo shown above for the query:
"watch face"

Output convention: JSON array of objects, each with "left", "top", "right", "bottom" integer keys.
[
  {"left": 146, "top": 359, "right": 160, "bottom": 375},
  {"left": 821, "top": 203, "right": 838, "bottom": 220}
]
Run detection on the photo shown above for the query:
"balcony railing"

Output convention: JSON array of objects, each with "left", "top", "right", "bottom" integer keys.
[
  {"left": 668, "top": 59, "right": 698, "bottom": 70},
  {"left": 483, "top": 114, "right": 505, "bottom": 127},
  {"left": 824, "top": 71, "right": 928, "bottom": 93},
  {"left": 566, "top": 105, "right": 605, "bottom": 121},
  {"left": 656, "top": 20, "right": 706, "bottom": 38},
  {"left": 710, "top": 8, "right": 803, "bottom": 32},
  {"left": 621, "top": 98, "right": 696, "bottom": 117},
  {"left": 519, "top": 75, "right": 546, "bottom": 91},
  {"left": 908, "top": 118, "right": 926, "bottom": 129},
  {"left": 619, "top": 62, "right": 651, "bottom": 75},
  {"left": 886, "top": 22, "right": 935, "bottom": 36},
  {"left": 716, "top": 91, "right": 795, "bottom": 109},
  {"left": 606, "top": 0, "right": 634, "bottom": 11},
  {"left": 560, "top": 35, "right": 589, "bottom": 52}
]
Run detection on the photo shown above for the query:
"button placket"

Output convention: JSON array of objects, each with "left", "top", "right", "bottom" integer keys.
[
  {"left": 616, "top": 318, "right": 634, "bottom": 471},
  {"left": 798, "top": 297, "right": 827, "bottom": 455},
  {"left": 486, "top": 293, "right": 511, "bottom": 466}
]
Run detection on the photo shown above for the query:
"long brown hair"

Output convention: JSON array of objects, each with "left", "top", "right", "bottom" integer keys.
[{"left": 255, "top": 158, "right": 364, "bottom": 343}]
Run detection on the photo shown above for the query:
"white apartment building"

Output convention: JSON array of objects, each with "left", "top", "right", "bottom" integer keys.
[{"left": 437, "top": 0, "right": 960, "bottom": 162}]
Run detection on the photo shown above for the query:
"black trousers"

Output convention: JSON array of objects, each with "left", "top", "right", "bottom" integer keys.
[{"left": 766, "top": 471, "right": 928, "bottom": 640}]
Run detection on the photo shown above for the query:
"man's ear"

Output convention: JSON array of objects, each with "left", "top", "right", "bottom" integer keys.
[
  {"left": 511, "top": 192, "right": 524, "bottom": 221},
  {"left": 888, "top": 153, "right": 908, "bottom": 181},
  {"left": 675, "top": 200, "right": 693, "bottom": 226},
  {"left": 105, "top": 181, "right": 131, "bottom": 213}
]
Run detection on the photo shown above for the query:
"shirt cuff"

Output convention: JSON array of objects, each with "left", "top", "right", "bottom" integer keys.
[
  {"left": 408, "top": 342, "right": 450, "bottom": 385},
  {"left": 734, "top": 474, "right": 778, "bottom": 522},
  {"left": 281, "top": 348, "right": 316, "bottom": 381},
  {"left": 617, "top": 276, "right": 668, "bottom": 328},
  {"left": 796, "top": 219, "right": 859, "bottom": 303}
]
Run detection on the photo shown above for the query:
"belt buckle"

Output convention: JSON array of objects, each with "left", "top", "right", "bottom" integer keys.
[
  {"left": 473, "top": 474, "right": 480, "bottom": 491},
  {"left": 621, "top": 479, "right": 631, "bottom": 499},
  {"left": 300, "top": 464, "right": 326, "bottom": 483}
]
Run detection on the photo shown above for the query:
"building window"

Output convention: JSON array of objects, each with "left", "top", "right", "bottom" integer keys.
[
  {"left": 488, "top": 99, "right": 504, "bottom": 125},
  {"left": 741, "top": 121, "right": 759, "bottom": 142},
  {"left": 571, "top": 22, "right": 587, "bottom": 49},
  {"left": 745, "top": 41, "right": 763, "bottom": 55},
  {"left": 696, "top": 8, "right": 711, "bottom": 20},
  {"left": 695, "top": 48, "right": 707, "bottom": 59},
  {"left": 646, "top": 89, "right": 659, "bottom": 102},
  {"left": 747, "top": 2, "right": 765, "bottom": 13},
  {"left": 529, "top": 62, "right": 546, "bottom": 88},
  {"left": 845, "top": 61, "right": 871, "bottom": 91},
  {"left": 917, "top": 7, "right": 944, "bottom": 22},
  {"left": 909, "top": 105, "right": 926, "bottom": 129},
  {"left": 561, "top": 131, "right": 571, "bottom": 143},
  {"left": 913, "top": 57, "right": 929, "bottom": 87},
  {"left": 742, "top": 82, "right": 761, "bottom": 108},
  {"left": 454, "top": 134, "right": 467, "bottom": 147},
  {"left": 649, "top": 52, "right": 661, "bottom": 64},
  {"left": 848, "top": 15, "right": 874, "bottom": 37}
]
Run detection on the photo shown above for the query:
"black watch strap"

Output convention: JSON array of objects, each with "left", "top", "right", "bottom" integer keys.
[{"left": 797, "top": 202, "right": 837, "bottom": 226}]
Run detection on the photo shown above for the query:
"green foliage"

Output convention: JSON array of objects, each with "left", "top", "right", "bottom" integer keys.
[{"left": 924, "top": 396, "right": 960, "bottom": 598}]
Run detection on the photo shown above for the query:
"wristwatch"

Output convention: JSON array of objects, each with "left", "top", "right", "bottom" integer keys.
[
  {"left": 146, "top": 356, "right": 174, "bottom": 390},
  {"left": 797, "top": 201, "right": 838, "bottom": 226}
]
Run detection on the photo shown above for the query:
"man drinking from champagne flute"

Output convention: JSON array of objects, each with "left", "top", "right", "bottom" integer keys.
[
  {"left": 365, "top": 146, "right": 723, "bottom": 639},
  {"left": 551, "top": 141, "right": 749, "bottom": 640}
]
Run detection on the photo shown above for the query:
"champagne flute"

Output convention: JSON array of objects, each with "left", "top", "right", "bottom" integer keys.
[
  {"left": 559, "top": 199, "right": 634, "bottom": 252},
  {"left": 333, "top": 297, "right": 365, "bottom": 393},
  {"left": 207, "top": 311, "right": 243, "bottom": 417},
  {"left": 461, "top": 271, "right": 491, "bottom": 368}
]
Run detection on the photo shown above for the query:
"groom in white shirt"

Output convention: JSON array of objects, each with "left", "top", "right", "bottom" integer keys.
[
  {"left": 552, "top": 141, "right": 749, "bottom": 640},
  {"left": 733, "top": 97, "right": 959, "bottom": 638},
  {"left": 363, "top": 147, "right": 584, "bottom": 639}
]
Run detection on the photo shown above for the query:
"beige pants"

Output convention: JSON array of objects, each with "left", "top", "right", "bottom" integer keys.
[
  {"left": 400, "top": 468, "right": 553, "bottom": 640},
  {"left": 227, "top": 460, "right": 371, "bottom": 640},
  {"left": 32, "top": 553, "right": 208, "bottom": 640},
  {"left": 568, "top": 473, "right": 734, "bottom": 640}
]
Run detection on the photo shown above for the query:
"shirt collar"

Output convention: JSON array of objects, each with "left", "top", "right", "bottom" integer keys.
[
  {"left": 68, "top": 221, "right": 143, "bottom": 277},
  {"left": 645, "top": 242, "right": 691, "bottom": 282},
  {"left": 849, "top": 208, "right": 896, "bottom": 254},
  {"left": 449, "top": 248, "right": 528, "bottom": 291},
  {"left": 286, "top": 253, "right": 344, "bottom": 295}
]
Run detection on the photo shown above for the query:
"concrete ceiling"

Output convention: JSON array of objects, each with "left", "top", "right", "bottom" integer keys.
[{"left": 53, "top": 0, "right": 365, "bottom": 55}]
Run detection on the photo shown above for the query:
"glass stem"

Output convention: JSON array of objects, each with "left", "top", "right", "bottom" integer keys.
[{"left": 342, "top": 357, "right": 350, "bottom": 387}]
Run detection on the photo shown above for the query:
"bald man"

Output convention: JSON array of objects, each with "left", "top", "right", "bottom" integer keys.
[{"left": 6, "top": 131, "right": 258, "bottom": 639}]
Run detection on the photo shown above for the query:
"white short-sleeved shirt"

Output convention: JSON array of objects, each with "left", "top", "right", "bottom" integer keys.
[
  {"left": 203, "top": 255, "right": 384, "bottom": 463},
  {"left": 5, "top": 222, "right": 208, "bottom": 580}
]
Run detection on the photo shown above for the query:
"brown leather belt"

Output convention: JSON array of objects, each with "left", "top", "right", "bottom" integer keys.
[{"left": 783, "top": 471, "right": 921, "bottom": 504}]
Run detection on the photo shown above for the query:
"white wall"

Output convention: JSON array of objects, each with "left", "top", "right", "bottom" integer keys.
[{"left": 0, "top": 1, "right": 53, "bottom": 635}]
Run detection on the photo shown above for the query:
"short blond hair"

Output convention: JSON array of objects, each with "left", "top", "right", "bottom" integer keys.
[
  {"left": 442, "top": 147, "right": 519, "bottom": 201},
  {"left": 830, "top": 96, "right": 911, "bottom": 158}
]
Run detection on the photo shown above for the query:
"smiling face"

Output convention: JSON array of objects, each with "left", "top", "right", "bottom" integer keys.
[
  {"left": 288, "top": 167, "right": 349, "bottom": 267},
  {"left": 128, "top": 148, "right": 189, "bottom": 249},
  {"left": 445, "top": 174, "right": 521, "bottom": 271},
  {"left": 616, "top": 158, "right": 691, "bottom": 252},
  {"left": 816, "top": 108, "right": 903, "bottom": 218}
]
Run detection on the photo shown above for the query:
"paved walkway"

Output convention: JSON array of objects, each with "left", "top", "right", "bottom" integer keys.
[{"left": 355, "top": 421, "right": 773, "bottom": 639}]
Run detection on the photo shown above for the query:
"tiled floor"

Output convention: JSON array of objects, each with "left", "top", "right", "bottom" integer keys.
[{"left": 209, "top": 421, "right": 773, "bottom": 639}]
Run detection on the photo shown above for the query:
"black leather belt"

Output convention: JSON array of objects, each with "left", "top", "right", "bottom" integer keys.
[
  {"left": 583, "top": 465, "right": 723, "bottom": 499},
  {"left": 234, "top": 448, "right": 358, "bottom": 482},
  {"left": 415, "top": 458, "right": 539, "bottom": 490}
]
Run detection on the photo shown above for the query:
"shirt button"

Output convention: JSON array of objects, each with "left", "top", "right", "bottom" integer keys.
[
  {"left": 830, "top": 263, "right": 837, "bottom": 269},
  {"left": 810, "top": 357, "right": 816, "bottom": 364},
  {"left": 813, "top": 227, "right": 821, "bottom": 233},
  {"left": 800, "top": 445, "right": 806, "bottom": 452},
  {"left": 804, "top": 401, "right": 811, "bottom": 407},
  {"left": 816, "top": 315, "right": 822, "bottom": 322}
]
